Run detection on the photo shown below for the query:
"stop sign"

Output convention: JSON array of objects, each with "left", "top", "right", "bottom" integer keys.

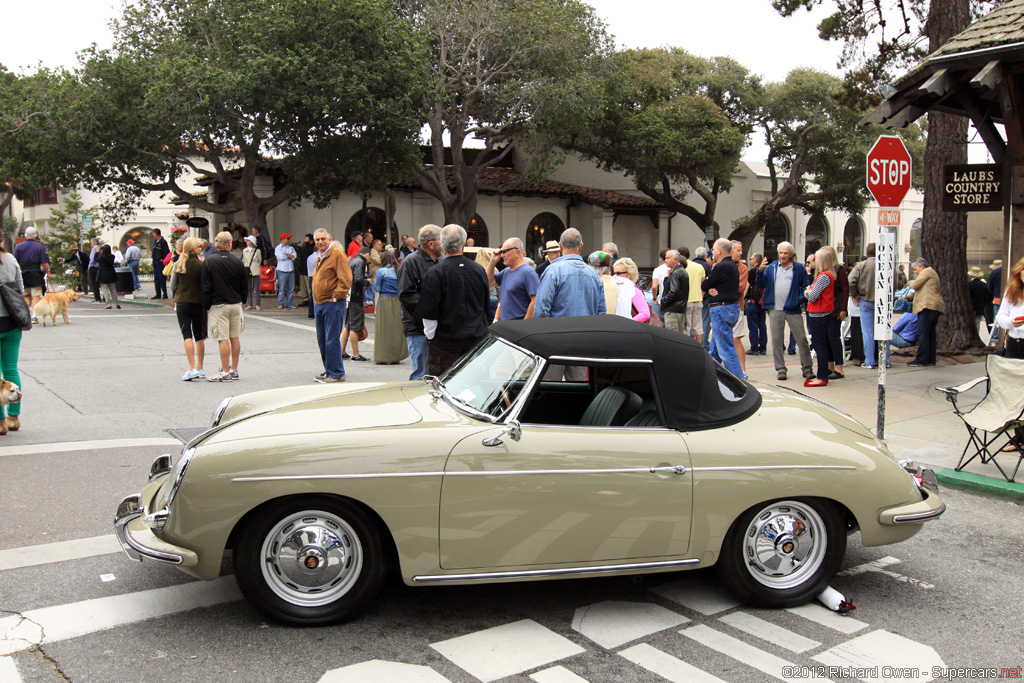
[{"left": 866, "top": 135, "right": 912, "bottom": 207}]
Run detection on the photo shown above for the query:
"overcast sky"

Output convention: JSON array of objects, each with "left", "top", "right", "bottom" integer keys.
[{"left": 0, "top": 0, "right": 990, "bottom": 162}]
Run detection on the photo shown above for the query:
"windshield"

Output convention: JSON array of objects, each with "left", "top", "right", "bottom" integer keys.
[{"left": 440, "top": 337, "right": 537, "bottom": 419}]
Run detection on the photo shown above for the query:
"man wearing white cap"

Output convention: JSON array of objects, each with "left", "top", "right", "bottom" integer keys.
[{"left": 14, "top": 227, "right": 51, "bottom": 321}]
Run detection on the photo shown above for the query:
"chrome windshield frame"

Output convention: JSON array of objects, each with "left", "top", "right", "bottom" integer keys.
[{"left": 437, "top": 336, "right": 543, "bottom": 425}]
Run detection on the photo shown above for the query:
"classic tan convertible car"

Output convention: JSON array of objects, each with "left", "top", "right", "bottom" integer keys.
[{"left": 116, "top": 316, "right": 944, "bottom": 625}]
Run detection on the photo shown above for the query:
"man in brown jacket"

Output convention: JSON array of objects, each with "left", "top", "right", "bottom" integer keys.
[{"left": 311, "top": 228, "right": 353, "bottom": 382}]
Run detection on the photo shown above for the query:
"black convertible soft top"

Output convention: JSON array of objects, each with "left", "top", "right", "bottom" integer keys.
[{"left": 489, "top": 315, "right": 762, "bottom": 431}]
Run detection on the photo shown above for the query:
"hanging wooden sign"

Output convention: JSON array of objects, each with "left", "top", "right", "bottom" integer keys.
[{"left": 942, "top": 164, "right": 1002, "bottom": 211}]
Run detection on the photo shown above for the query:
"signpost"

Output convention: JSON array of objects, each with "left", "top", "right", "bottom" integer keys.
[{"left": 866, "top": 135, "right": 912, "bottom": 439}]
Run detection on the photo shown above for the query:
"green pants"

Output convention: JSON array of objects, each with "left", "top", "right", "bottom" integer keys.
[{"left": 0, "top": 328, "right": 22, "bottom": 417}]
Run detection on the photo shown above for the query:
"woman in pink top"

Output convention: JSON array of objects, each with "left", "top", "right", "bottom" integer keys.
[{"left": 613, "top": 258, "right": 651, "bottom": 323}]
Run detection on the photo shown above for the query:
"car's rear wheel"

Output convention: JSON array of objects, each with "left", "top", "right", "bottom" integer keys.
[
  {"left": 717, "top": 498, "right": 845, "bottom": 608},
  {"left": 234, "top": 496, "right": 386, "bottom": 625}
]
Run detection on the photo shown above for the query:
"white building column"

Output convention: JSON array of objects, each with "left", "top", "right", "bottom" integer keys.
[
  {"left": 594, "top": 209, "right": 615, "bottom": 250},
  {"left": 499, "top": 197, "right": 518, "bottom": 243},
  {"left": 412, "top": 193, "right": 437, "bottom": 233}
]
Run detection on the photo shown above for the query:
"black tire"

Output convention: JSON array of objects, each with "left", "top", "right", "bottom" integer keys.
[
  {"left": 233, "top": 495, "right": 386, "bottom": 625},
  {"left": 716, "top": 497, "right": 846, "bottom": 608}
]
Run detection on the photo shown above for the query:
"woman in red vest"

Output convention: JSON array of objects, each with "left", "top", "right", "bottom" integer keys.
[{"left": 804, "top": 247, "right": 836, "bottom": 387}]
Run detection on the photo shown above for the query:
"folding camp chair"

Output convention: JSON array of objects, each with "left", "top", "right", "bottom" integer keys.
[{"left": 938, "top": 355, "right": 1024, "bottom": 482}]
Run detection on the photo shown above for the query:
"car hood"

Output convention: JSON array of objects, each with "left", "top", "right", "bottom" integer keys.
[{"left": 202, "top": 383, "right": 425, "bottom": 445}]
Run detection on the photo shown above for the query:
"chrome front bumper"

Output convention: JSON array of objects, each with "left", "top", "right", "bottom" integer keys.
[{"left": 114, "top": 491, "right": 198, "bottom": 567}]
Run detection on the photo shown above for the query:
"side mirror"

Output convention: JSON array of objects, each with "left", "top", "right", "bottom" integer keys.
[{"left": 482, "top": 420, "right": 522, "bottom": 447}]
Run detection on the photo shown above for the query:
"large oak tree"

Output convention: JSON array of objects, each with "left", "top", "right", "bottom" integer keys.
[
  {"left": 398, "top": 0, "right": 611, "bottom": 227},
  {"left": 38, "top": 0, "right": 427, "bottom": 235}
]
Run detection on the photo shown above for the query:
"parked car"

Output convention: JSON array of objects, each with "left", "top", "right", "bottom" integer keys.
[{"left": 115, "top": 316, "right": 944, "bottom": 625}]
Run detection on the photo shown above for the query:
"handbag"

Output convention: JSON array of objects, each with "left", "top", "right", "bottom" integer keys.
[
  {"left": 357, "top": 326, "right": 368, "bottom": 342},
  {"left": 0, "top": 282, "right": 32, "bottom": 331},
  {"left": 162, "top": 261, "right": 174, "bottom": 277}
]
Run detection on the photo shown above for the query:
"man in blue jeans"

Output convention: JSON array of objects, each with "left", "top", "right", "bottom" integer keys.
[
  {"left": 311, "top": 228, "right": 351, "bottom": 383},
  {"left": 398, "top": 224, "right": 442, "bottom": 380},
  {"left": 701, "top": 238, "right": 745, "bottom": 378}
]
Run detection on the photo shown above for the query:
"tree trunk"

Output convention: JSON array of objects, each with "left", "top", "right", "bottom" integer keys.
[{"left": 923, "top": 0, "right": 977, "bottom": 351}]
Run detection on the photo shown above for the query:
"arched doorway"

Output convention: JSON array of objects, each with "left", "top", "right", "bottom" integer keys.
[
  {"left": 120, "top": 228, "right": 157, "bottom": 256},
  {"left": 525, "top": 212, "right": 564, "bottom": 264},
  {"left": 467, "top": 214, "right": 489, "bottom": 247},
  {"left": 804, "top": 215, "right": 829, "bottom": 260},
  {"left": 842, "top": 216, "right": 864, "bottom": 267},
  {"left": 763, "top": 214, "right": 790, "bottom": 262},
  {"left": 345, "top": 207, "right": 387, "bottom": 245},
  {"left": 909, "top": 218, "right": 923, "bottom": 265}
]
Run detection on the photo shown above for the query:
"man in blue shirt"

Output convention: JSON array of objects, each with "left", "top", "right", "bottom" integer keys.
[
  {"left": 534, "top": 228, "right": 605, "bottom": 319},
  {"left": 487, "top": 237, "right": 539, "bottom": 321},
  {"left": 274, "top": 233, "right": 297, "bottom": 308},
  {"left": 891, "top": 312, "right": 919, "bottom": 348},
  {"left": 757, "top": 241, "right": 814, "bottom": 381},
  {"left": 124, "top": 239, "right": 142, "bottom": 291}
]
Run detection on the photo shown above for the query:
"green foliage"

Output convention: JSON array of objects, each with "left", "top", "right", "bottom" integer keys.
[
  {"left": 40, "top": 192, "right": 103, "bottom": 288},
  {"left": 34, "top": 0, "right": 428, "bottom": 231},
  {"left": 731, "top": 68, "right": 925, "bottom": 242},
  {"left": 399, "top": 0, "right": 612, "bottom": 225},
  {"left": 565, "top": 47, "right": 760, "bottom": 233},
  {"left": 0, "top": 66, "right": 56, "bottom": 216}
]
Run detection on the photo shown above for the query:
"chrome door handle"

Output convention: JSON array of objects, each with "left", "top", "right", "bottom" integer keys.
[{"left": 650, "top": 465, "right": 687, "bottom": 475}]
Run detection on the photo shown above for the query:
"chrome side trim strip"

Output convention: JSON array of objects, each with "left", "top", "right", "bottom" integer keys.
[
  {"left": 412, "top": 558, "right": 701, "bottom": 583},
  {"left": 231, "top": 464, "right": 855, "bottom": 483},
  {"left": 689, "top": 465, "right": 857, "bottom": 472},
  {"left": 547, "top": 356, "right": 654, "bottom": 365}
]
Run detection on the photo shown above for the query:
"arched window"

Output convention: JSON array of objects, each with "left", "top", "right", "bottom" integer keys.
[
  {"left": 910, "top": 218, "right": 923, "bottom": 265},
  {"left": 525, "top": 212, "right": 564, "bottom": 264},
  {"left": 763, "top": 214, "right": 790, "bottom": 262},
  {"left": 345, "top": 207, "right": 387, "bottom": 245},
  {"left": 842, "top": 216, "right": 864, "bottom": 267},
  {"left": 467, "top": 214, "right": 489, "bottom": 247},
  {"left": 804, "top": 215, "right": 829, "bottom": 260}
]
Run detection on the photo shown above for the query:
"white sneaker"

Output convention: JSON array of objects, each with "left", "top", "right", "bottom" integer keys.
[
  {"left": 207, "top": 371, "right": 233, "bottom": 382},
  {"left": 229, "top": 370, "right": 239, "bottom": 380},
  {"left": 181, "top": 369, "right": 200, "bottom": 381}
]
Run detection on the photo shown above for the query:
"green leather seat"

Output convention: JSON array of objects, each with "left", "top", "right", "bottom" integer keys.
[
  {"left": 624, "top": 409, "right": 661, "bottom": 427},
  {"left": 579, "top": 386, "right": 643, "bottom": 427}
]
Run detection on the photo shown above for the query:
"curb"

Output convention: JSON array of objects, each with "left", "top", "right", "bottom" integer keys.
[
  {"left": 120, "top": 298, "right": 160, "bottom": 308},
  {"left": 936, "top": 468, "right": 1024, "bottom": 500}
]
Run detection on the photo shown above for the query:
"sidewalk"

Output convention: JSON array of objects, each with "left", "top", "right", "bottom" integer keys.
[{"left": 745, "top": 348, "right": 1024, "bottom": 500}]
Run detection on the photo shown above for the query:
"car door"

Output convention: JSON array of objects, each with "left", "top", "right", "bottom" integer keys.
[{"left": 438, "top": 424, "right": 692, "bottom": 570}]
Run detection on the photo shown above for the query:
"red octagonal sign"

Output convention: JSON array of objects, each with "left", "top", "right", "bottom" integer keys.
[{"left": 866, "top": 135, "right": 912, "bottom": 208}]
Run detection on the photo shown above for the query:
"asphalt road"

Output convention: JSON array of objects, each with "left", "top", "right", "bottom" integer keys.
[{"left": 1, "top": 300, "right": 1022, "bottom": 683}]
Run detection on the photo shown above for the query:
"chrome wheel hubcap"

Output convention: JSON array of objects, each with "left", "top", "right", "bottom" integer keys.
[
  {"left": 742, "top": 501, "right": 826, "bottom": 589},
  {"left": 261, "top": 511, "right": 363, "bottom": 607}
]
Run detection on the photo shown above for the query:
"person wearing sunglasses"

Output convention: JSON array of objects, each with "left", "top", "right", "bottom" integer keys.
[{"left": 486, "top": 238, "right": 539, "bottom": 321}]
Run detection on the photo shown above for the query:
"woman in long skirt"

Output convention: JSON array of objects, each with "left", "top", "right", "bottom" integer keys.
[{"left": 373, "top": 251, "right": 408, "bottom": 365}]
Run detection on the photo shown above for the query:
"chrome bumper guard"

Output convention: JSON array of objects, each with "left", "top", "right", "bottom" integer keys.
[
  {"left": 880, "top": 488, "right": 947, "bottom": 525},
  {"left": 114, "top": 493, "right": 186, "bottom": 565}
]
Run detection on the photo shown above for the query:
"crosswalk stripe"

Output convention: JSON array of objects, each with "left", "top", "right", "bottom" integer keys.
[
  {"left": 618, "top": 643, "right": 726, "bottom": 683},
  {"left": 0, "top": 576, "right": 240, "bottom": 655},
  {"left": 650, "top": 576, "right": 742, "bottom": 615},
  {"left": 679, "top": 624, "right": 834, "bottom": 683},
  {"left": 718, "top": 612, "right": 821, "bottom": 653},
  {"left": 529, "top": 666, "right": 590, "bottom": 683},
  {"left": 0, "top": 655, "right": 23, "bottom": 683},
  {"left": 0, "top": 437, "right": 180, "bottom": 459},
  {"left": 0, "top": 535, "right": 122, "bottom": 572},
  {"left": 785, "top": 603, "right": 869, "bottom": 634}
]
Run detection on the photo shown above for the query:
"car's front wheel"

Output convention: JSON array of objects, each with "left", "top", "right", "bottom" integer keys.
[
  {"left": 234, "top": 496, "right": 386, "bottom": 625},
  {"left": 716, "top": 498, "right": 845, "bottom": 608}
]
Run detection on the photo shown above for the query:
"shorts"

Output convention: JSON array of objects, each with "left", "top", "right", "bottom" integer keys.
[
  {"left": 26, "top": 287, "right": 43, "bottom": 297},
  {"left": 345, "top": 300, "right": 365, "bottom": 332},
  {"left": 685, "top": 302, "right": 702, "bottom": 335},
  {"left": 732, "top": 310, "right": 748, "bottom": 338},
  {"left": 175, "top": 302, "right": 207, "bottom": 341},
  {"left": 208, "top": 303, "right": 244, "bottom": 341}
]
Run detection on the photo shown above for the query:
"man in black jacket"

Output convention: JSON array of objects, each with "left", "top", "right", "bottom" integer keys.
[
  {"left": 701, "top": 237, "right": 744, "bottom": 378},
  {"left": 151, "top": 228, "right": 171, "bottom": 299},
  {"left": 202, "top": 232, "right": 248, "bottom": 382},
  {"left": 398, "top": 224, "right": 442, "bottom": 380},
  {"left": 417, "top": 224, "right": 489, "bottom": 377},
  {"left": 659, "top": 250, "right": 690, "bottom": 334}
]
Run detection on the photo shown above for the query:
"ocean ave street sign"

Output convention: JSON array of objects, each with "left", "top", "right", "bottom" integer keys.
[{"left": 866, "top": 136, "right": 912, "bottom": 208}]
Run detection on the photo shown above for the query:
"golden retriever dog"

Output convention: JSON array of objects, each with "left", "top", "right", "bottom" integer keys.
[{"left": 33, "top": 289, "right": 80, "bottom": 326}]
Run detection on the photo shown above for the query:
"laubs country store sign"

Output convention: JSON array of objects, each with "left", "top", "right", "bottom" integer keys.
[{"left": 942, "top": 164, "right": 1003, "bottom": 212}]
